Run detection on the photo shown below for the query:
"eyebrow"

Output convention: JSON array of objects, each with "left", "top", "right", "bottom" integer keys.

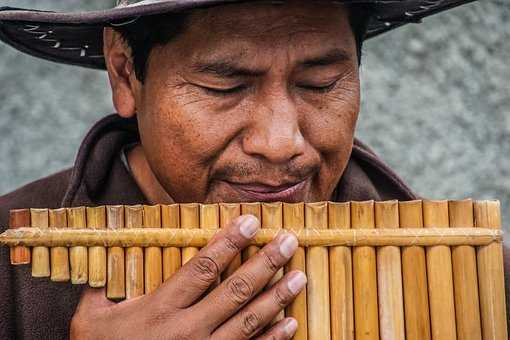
[
  {"left": 191, "top": 60, "right": 266, "bottom": 78},
  {"left": 191, "top": 48, "right": 352, "bottom": 78},
  {"left": 300, "top": 48, "right": 352, "bottom": 68}
]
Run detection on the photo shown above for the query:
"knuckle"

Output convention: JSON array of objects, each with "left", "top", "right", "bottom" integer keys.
[
  {"left": 240, "top": 311, "right": 263, "bottom": 337},
  {"left": 260, "top": 250, "right": 279, "bottom": 272},
  {"left": 226, "top": 274, "right": 255, "bottom": 305},
  {"left": 273, "top": 286, "right": 292, "bottom": 308},
  {"left": 145, "top": 306, "right": 172, "bottom": 328},
  {"left": 224, "top": 234, "right": 242, "bottom": 253},
  {"left": 191, "top": 255, "right": 220, "bottom": 284}
]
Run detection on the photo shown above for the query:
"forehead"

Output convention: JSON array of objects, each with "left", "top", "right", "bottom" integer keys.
[{"left": 168, "top": 1, "right": 355, "bottom": 61}]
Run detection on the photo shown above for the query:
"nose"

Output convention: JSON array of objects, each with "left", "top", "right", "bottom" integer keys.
[{"left": 242, "top": 92, "right": 306, "bottom": 164}]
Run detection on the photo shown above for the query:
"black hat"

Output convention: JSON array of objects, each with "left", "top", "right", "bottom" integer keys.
[{"left": 0, "top": 0, "right": 476, "bottom": 70}]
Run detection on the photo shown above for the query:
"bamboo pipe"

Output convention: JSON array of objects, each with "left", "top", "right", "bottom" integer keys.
[
  {"left": 106, "top": 205, "right": 126, "bottom": 300},
  {"left": 67, "top": 207, "right": 88, "bottom": 284},
  {"left": 306, "top": 202, "right": 331, "bottom": 340},
  {"left": 262, "top": 202, "right": 284, "bottom": 324},
  {"left": 0, "top": 227, "right": 502, "bottom": 248},
  {"left": 220, "top": 203, "right": 241, "bottom": 279},
  {"left": 143, "top": 205, "right": 163, "bottom": 294},
  {"left": 475, "top": 200, "right": 508, "bottom": 340},
  {"left": 87, "top": 206, "right": 107, "bottom": 288},
  {"left": 328, "top": 202, "right": 353, "bottom": 340},
  {"left": 49, "top": 208, "right": 70, "bottom": 282},
  {"left": 200, "top": 204, "right": 220, "bottom": 286},
  {"left": 31, "top": 208, "right": 50, "bottom": 278},
  {"left": 199, "top": 204, "right": 220, "bottom": 235},
  {"left": 199, "top": 205, "right": 220, "bottom": 231},
  {"left": 9, "top": 209, "right": 31, "bottom": 265},
  {"left": 284, "top": 202, "right": 307, "bottom": 340},
  {"left": 180, "top": 203, "right": 199, "bottom": 265},
  {"left": 423, "top": 200, "right": 456, "bottom": 340},
  {"left": 351, "top": 201, "right": 379, "bottom": 340},
  {"left": 449, "top": 199, "right": 481, "bottom": 340},
  {"left": 241, "top": 203, "right": 261, "bottom": 261},
  {"left": 124, "top": 205, "right": 144, "bottom": 299},
  {"left": 399, "top": 200, "right": 431, "bottom": 340},
  {"left": 375, "top": 201, "right": 404, "bottom": 340},
  {"left": 161, "top": 204, "right": 181, "bottom": 281}
]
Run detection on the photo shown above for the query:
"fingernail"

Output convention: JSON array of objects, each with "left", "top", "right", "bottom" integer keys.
[
  {"left": 287, "top": 271, "right": 307, "bottom": 295},
  {"left": 239, "top": 215, "right": 260, "bottom": 238},
  {"left": 279, "top": 233, "right": 298, "bottom": 258},
  {"left": 284, "top": 318, "right": 298, "bottom": 336}
]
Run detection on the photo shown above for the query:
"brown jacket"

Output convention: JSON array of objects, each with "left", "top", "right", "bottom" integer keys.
[{"left": 0, "top": 114, "right": 468, "bottom": 339}]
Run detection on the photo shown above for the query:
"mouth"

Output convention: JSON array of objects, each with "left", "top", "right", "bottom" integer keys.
[{"left": 224, "top": 177, "right": 311, "bottom": 202}]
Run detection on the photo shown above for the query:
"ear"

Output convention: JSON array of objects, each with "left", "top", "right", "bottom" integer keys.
[{"left": 103, "top": 27, "right": 138, "bottom": 118}]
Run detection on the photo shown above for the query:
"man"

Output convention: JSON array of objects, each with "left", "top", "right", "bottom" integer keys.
[{"left": 0, "top": 0, "right": 496, "bottom": 339}]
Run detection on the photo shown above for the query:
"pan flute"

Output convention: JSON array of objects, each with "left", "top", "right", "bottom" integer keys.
[{"left": 1, "top": 199, "right": 507, "bottom": 340}]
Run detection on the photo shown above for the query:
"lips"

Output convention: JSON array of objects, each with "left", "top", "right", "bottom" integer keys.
[{"left": 225, "top": 177, "right": 310, "bottom": 202}]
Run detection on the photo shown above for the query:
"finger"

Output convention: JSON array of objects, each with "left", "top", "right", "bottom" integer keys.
[
  {"left": 210, "top": 271, "right": 306, "bottom": 340},
  {"left": 150, "top": 214, "right": 260, "bottom": 308},
  {"left": 255, "top": 318, "right": 298, "bottom": 340},
  {"left": 194, "top": 233, "right": 299, "bottom": 329}
]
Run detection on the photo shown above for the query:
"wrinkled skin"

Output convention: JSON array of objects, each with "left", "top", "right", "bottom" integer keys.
[
  {"left": 105, "top": 0, "right": 360, "bottom": 204},
  {"left": 71, "top": 2, "right": 361, "bottom": 339}
]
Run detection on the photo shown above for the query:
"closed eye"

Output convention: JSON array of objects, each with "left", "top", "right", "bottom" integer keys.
[
  {"left": 298, "top": 80, "right": 338, "bottom": 93},
  {"left": 199, "top": 84, "right": 248, "bottom": 96}
]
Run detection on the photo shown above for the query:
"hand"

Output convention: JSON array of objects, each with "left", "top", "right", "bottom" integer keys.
[{"left": 70, "top": 214, "right": 306, "bottom": 340}]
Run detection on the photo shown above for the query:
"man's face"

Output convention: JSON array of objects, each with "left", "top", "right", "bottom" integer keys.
[{"left": 135, "top": 0, "right": 360, "bottom": 203}]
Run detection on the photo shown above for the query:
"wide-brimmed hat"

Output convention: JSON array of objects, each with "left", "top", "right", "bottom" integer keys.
[{"left": 0, "top": 0, "right": 475, "bottom": 70}]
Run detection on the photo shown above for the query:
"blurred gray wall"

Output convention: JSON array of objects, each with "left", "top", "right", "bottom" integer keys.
[{"left": 1, "top": 1, "right": 509, "bottom": 227}]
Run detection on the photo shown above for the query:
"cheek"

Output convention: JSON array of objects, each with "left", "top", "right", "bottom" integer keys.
[
  {"left": 301, "top": 81, "right": 360, "bottom": 154},
  {"left": 136, "top": 83, "right": 244, "bottom": 201},
  {"left": 300, "top": 79, "right": 360, "bottom": 200}
]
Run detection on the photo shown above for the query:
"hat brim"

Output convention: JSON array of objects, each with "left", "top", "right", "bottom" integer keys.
[{"left": 0, "top": 0, "right": 476, "bottom": 70}]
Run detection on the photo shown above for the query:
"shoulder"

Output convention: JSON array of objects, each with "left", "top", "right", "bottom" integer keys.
[
  {"left": 348, "top": 138, "right": 417, "bottom": 201},
  {"left": 0, "top": 168, "right": 73, "bottom": 230}
]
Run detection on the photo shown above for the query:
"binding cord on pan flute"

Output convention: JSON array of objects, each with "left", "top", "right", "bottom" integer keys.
[{"left": 0, "top": 200, "right": 507, "bottom": 340}]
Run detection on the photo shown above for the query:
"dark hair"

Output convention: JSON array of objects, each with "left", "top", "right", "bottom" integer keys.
[{"left": 114, "top": 5, "right": 372, "bottom": 83}]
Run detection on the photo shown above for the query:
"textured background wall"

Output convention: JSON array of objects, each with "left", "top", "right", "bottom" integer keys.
[{"left": 1, "top": 1, "right": 509, "bottom": 231}]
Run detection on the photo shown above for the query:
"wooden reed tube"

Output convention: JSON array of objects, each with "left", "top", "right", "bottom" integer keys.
[
  {"left": 200, "top": 204, "right": 220, "bottom": 286},
  {"left": 399, "top": 200, "right": 431, "bottom": 340},
  {"left": 106, "top": 205, "right": 126, "bottom": 300},
  {"left": 306, "top": 202, "right": 331, "bottom": 340},
  {"left": 161, "top": 204, "right": 181, "bottom": 281},
  {"left": 449, "top": 199, "right": 481, "bottom": 340},
  {"left": 180, "top": 203, "right": 200, "bottom": 265},
  {"left": 328, "top": 202, "right": 353, "bottom": 340},
  {"left": 200, "top": 204, "right": 219, "bottom": 236},
  {"left": 474, "top": 200, "right": 508, "bottom": 340},
  {"left": 49, "top": 208, "right": 70, "bottom": 282},
  {"left": 375, "top": 201, "right": 404, "bottom": 340},
  {"left": 30, "top": 209, "right": 50, "bottom": 277},
  {"left": 143, "top": 205, "right": 163, "bottom": 294},
  {"left": 220, "top": 203, "right": 241, "bottom": 279},
  {"left": 87, "top": 206, "right": 107, "bottom": 287},
  {"left": 351, "top": 201, "right": 379, "bottom": 340},
  {"left": 423, "top": 200, "right": 456, "bottom": 340},
  {"left": 241, "top": 203, "right": 261, "bottom": 261},
  {"left": 262, "top": 202, "right": 284, "bottom": 324},
  {"left": 124, "top": 205, "right": 144, "bottom": 299},
  {"left": 284, "top": 202, "right": 307, "bottom": 340},
  {"left": 67, "top": 207, "right": 88, "bottom": 284},
  {"left": 9, "top": 209, "right": 31, "bottom": 265}
]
